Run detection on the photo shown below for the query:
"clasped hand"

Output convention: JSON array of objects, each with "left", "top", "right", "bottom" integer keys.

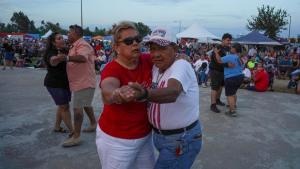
[
  {"left": 50, "top": 53, "right": 67, "bottom": 66},
  {"left": 111, "top": 82, "right": 146, "bottom": 104}
]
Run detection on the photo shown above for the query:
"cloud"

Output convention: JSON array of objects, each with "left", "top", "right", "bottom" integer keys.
[
  {"left": 132, "top": 0, "right": 193, "bottom": 5},
  {"left": 196, "top": 14, "right": 243, "bottom": 20}
]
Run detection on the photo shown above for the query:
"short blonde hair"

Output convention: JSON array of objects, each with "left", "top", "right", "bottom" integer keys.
[{"left": 112, "top": 21, "right": 137, "bottom": 44}]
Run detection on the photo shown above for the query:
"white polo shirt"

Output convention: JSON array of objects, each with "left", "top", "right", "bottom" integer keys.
[{"left": 148, "top": 59, "right": 200, "bottom": 130}]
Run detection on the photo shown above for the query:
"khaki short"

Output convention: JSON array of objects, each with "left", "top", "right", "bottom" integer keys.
[{"left": 72, "top": 88, "right": 95, "bottom": 108}]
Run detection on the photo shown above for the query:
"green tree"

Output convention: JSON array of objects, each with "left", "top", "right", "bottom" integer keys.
[
  {"left": 247, "top": 5, "right": 288, "bottom": 38},
  {"left": 83, "top": 27, "right": 93, "bottom": 35},
  {"left": 134, "top": 22, "right": 151, "bottom": 38},
  {"left": 4, "top": 23, "right": 18, "bottom": 33},
  {"left": 10, "top": 11, "right": 37, "bottom": 33},
  {"left": 94, "top": 26, "right": 106, "bottom": 36},
  {"left": 29, "top": 20, "right": 39, "bottom": 33},
  {"left": 106, "top": 22, "right": 151, "bottom": 37},
  {"left": 106, "top": 23, "right": 117, "bottom": 35},
  {"left": 38, "top": 21, "right": 67, "bottom": 34},
  {"left": 0, "top": 23, "right": 6, "bottom": 32}
]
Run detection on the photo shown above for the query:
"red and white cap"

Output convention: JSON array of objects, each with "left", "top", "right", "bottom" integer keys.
[{"left": 147, "top": 27, "right": 175, "bottom": 47}]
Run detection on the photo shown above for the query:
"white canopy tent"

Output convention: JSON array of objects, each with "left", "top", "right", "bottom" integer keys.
[
  {"left": 62, "top": 35, "right": 68, "bottom": 40},
  {"left": 176, "top": 23, "right": 219, "bottom": 42},
  {"left": 41, "top": 30, "right": 53, "bottom": 39}
]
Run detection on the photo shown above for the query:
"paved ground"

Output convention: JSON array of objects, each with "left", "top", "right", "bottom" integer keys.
[{"left": 0, "top": 67, "right": 300, "bottom": 169}]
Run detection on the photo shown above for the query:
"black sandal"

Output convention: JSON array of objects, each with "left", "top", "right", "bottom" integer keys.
[
  {"left": 54, "top": 127, "right": 67, "bottom": 133},
  {"left": 68, "top": 132, "right": 74, "bottom": 138}
]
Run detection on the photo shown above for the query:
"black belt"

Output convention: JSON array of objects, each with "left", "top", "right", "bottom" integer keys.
[{"left": 152, "top": 120, "right": 198, "bottom": 136}]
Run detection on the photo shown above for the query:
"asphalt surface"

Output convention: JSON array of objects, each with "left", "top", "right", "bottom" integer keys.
[{"left": 0, "top": 67, "right": 300, "bottom": 169}]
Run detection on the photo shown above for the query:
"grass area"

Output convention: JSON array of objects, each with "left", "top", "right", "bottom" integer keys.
[{"left": 272, "top": 79, "right": 297, "bottom": 94}]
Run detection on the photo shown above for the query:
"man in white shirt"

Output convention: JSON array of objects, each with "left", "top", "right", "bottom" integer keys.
[
  {"left": 128, "top": 28, "right": 202, "bottom": 169},
  {"left": 248, "top": 46, "right": 257, "bottom": 57}
]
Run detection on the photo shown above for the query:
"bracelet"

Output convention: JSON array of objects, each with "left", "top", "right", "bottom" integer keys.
[
  {"left": 111, "top": 88, "right": 121, "bottom": 104},
  {"left": 65, "top": 55, "right": 69, "bottom": 62},
  {"left": 137, "top": 87, "right": 148, "bottom": 101}
]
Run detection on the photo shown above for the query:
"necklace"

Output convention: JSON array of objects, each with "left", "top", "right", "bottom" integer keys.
[
  {"left": 156, "top": 71, "right": 165, "bottom": 83},
  {"left": 151, "top": 71, "right": 165, "bottom": 89}
]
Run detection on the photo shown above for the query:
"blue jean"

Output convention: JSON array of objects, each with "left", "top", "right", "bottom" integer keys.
[
  {"left": 291, "top": 69, "right": 300, "bottom": 78},
  {"left": 198, "top": 71, "right": 207, "bottom": 84},
  {"left": 4, "top": 52, "right": 14, "bottom": 61},
  {"left": 153, "top": 121, "right": 202, "bottom": 169}
]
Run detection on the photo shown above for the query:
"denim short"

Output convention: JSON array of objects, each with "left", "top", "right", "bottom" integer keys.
[
  {"left": 153, "top": 121, "right": 202, "bottom": 169},
  {"left": 4, "top": 52, "right": 14, "bottom": 61},
  {"left": 46, "top": 87, "right": 71, "bottom": 105}
]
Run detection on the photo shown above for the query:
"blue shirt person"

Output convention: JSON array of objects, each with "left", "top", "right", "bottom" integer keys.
[
  {"left": 213, "top": 43, "right": 244, "bottom": 117},
  {"left": 221, "top": 54, "right": 244, "bottom": 79}
]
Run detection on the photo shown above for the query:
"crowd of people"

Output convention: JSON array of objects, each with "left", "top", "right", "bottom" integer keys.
[
  {"left": 1, "top": 29, "right": 299, "bottom": 96},
  {"left": 0, "top": 38, "right": 46, "bottom": 69},
  {"left": 0, "top": 35, "right": 114, "bottom": 71},
  {"left": 178, "top": 37, "right": 300, "bottom": 95},
  {"left": 1, "top": 21, "right": 300, "bottom": 169}
]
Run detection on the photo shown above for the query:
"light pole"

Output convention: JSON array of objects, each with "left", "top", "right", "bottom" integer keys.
[
  {"left": 288, "top": 14, "right": 291, "bottom": 39},
  {"left": 174, "top": 20, "right": 182, "bottom": 33},
  {"left": 81, "top": 0, "right": 83, "bottom": 28}
]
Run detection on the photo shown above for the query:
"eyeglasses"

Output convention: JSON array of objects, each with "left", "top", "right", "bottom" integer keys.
[{"left": 118, "top": 35, "right": 142, "bottom": 45}]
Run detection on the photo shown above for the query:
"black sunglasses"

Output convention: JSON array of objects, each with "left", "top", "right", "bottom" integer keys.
[{"left": 119, "top": 35, "right": 142, "bottom": 45}]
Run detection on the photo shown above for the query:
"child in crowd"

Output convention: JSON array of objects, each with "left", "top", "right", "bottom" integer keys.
[
  {"left": 264, "top": 57, "right": 276, "bottom": 91},
  {"left": 248, "top": 62, "right": 269, "bottom": 92},
  {"left": 194, "top": 54, "right": 209, "bottom": 87},
  {"left": 241, "top": 65, "right": 251, "bottom": 88}
]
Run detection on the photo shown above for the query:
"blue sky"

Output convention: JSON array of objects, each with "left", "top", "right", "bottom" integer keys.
[{"left": 1, "top": 0, "right": 299, "bottom": 38}]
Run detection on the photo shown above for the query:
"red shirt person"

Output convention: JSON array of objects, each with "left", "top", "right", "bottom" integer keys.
[
  {"left": 95, "top": 21, "right": 155, "bottom": 169},
  {"left": 99, "top": 54, "right": 152, "bottom": 138},
  {"left": 253, "top": 63, "right": 269, "bottom": 92}
]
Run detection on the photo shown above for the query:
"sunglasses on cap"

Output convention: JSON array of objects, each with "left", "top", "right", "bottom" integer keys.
[{"left": 119, "top": 35, "right": 142, "bottom": 45}]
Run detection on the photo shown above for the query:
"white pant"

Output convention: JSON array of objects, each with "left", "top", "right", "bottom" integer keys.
[{"left": 96, "top": 126, "right": 155, "bottom": 169}]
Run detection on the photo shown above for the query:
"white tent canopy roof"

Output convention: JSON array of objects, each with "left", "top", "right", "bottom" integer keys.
[
  {"left": 62, "top": 35, "right": 68, "bottom": 40},
  {"left": 41, "top": 30, "right": 53, "bottom": 39},
  {"left": 176, "top": 23, "right": 219, "bottom": 40}
]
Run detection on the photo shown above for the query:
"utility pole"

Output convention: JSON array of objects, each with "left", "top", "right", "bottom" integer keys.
[
  {"left": 179, "top": 21, "right": 182, "bottom": 33},
  {"left": 174, "top": 20, "right": 182, "bottom": 33},
  {"left": 288, "top": 14, "right": 291, "bottom": 39},
  {"left": 81, "top": 0, "right": 83, "bottom": 28}
]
